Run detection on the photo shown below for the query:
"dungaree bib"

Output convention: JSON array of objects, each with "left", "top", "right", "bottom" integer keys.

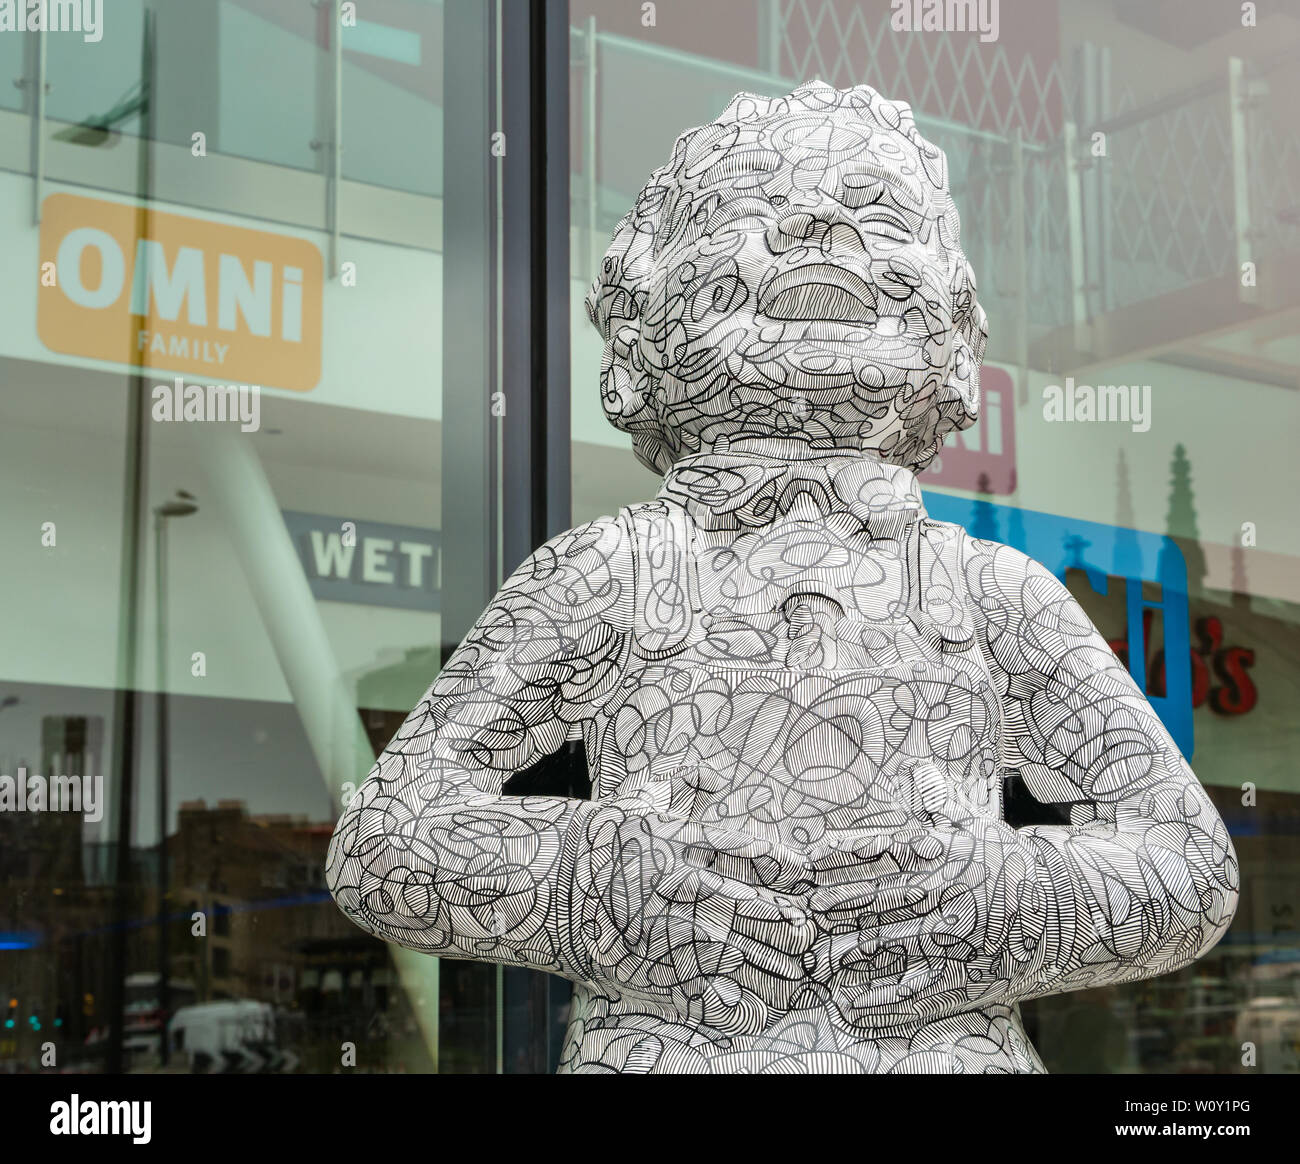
[{"left": 592, "top": 455, "right": 1006, "bottom": 848}]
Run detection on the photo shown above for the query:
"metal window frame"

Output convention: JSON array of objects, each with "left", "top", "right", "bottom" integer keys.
[
  {"left": 440, "top": 0, "right": 571, "bottom": 1074},
  {"left": 500, "top": 0, "right": 572, "bottom": 1075},
  {"left": 502, "top": 0, "right": 571, "bottom": 566}
]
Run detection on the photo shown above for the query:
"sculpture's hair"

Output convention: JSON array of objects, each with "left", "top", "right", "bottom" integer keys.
[{"left": 585, "top": 80, "right": 988, "bottom": 476}]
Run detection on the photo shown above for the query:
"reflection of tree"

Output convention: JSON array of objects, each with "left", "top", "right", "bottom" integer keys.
[
  {"left": 1163, "top": 443, "right": 1206, "bottom": 596},
  {"left": 1230, "top": 543, "right": 1251, "bottom": 609},
  {"left": 970, "top": 471, "right": 1000, "bottom": 542},
  {"left": 1114, "top": 449, "right": 1143, "bottom": 580}
]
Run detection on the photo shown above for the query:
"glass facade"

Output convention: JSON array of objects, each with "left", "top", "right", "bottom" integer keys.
[
  {"left": 1, "top": 0, "right": 1297, "bottom": 1075},
  {"left": 3, "top": 0, "right": 461, "bottom": 1074},
  {"left": 567, "top": 0, "right": 1300, "bottom": 1075}
]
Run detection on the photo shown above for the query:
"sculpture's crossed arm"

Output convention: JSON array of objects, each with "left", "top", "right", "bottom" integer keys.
[
  {"left": 324, "top": 517, "right": 629, "bottom": 973},
  {"left": 966, "top": 539, "right": 1240, "bottom": 1003},
  {"left": 324, "top": 517, "right": 816, "bottom": 1027},
  {"left": 797, "top": 538, "right": 1240, "bottom": 1028}
]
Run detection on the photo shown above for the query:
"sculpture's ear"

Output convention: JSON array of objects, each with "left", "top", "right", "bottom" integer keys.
[
  {"left": 598, "top": 323, "right": 673, "bottom": 476},
  {"left": 586, "top": 132, "right": 698, "bottom": 346},
  {"left": 937, "top": 254, "right": 987, "bottom": 435},
  {"left": 943, "top": 329, "right": 982, "bottom": 429},
  {"left": 587, "top": 127, "right": 711, "bottom": 470},
  {"left": 906, "top": 313, "right": 984, "bottom": 474},
  {"left": 951, "top": 249, "right": 987, "bottom": 359}
]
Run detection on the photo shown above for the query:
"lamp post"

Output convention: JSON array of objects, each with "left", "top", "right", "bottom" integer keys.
[{"left": 153, "top": 491, "right": 197, "bottom": 1068}]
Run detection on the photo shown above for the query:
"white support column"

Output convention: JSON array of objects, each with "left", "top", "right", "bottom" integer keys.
[{"left": 193, "top": 426, "right": 440, "bottom": 1069}]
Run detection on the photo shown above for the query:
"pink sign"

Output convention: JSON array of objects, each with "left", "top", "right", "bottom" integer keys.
[{"left": 928, "top": 365, "right": 1017, "bottom": 494}]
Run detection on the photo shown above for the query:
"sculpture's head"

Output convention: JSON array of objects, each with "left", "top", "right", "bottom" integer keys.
[{"left": 586, "top": 80, "right": 987, "bottom": 476}]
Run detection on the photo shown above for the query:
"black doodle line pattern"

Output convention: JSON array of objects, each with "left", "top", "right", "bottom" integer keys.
[
  {"left": 327, "top": 82, "right": 1238, "bottom": 1073},
  {"left": 587, "top": 81, "right": 986, "bottom": 478}
]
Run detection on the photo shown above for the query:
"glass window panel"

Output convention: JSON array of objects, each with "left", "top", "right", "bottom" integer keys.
[
  {"left": 0, "top": 0, "right": 500, "bottom": 1077},
  {"left": 568, "top": 0, "right": 1300, "bottom": 1076}
]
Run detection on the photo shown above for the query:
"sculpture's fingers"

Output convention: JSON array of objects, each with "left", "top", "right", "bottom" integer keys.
[
  {"left": 667, "top": 818, "right": 816, "bottom": 894},
  {"left": 808, "top": 875, "right": 943, "bottom": 926}
]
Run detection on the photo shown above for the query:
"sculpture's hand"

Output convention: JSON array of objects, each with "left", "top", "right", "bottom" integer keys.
[
  {"left": 566, "top": 797, "right": 818, "bottom": 1034},
  {"left": 799, "top": 765, "right": 1049, "bottom": 1028},
  {"left": 804, "top": 822, "right": 1048, "bottom": 1028}
]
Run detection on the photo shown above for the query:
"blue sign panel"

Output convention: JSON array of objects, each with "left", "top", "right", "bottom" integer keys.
[{"left": 925, "top": 492, "right": 1194, "bottom": 758}]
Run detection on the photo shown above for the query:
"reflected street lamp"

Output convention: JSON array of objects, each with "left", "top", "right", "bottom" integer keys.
[{"left": 153, "top": 490, "right": 197, "bottom": 1068}]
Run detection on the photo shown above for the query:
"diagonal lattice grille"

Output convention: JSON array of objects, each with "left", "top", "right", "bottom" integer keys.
[
  {"left": 777, "top": 0, "right": 1073, "bottom": 142},
  {"left": 1101, "top": 91, "right": 1237, "bottom": 308},
  {"left": 575, "top": 11, "right": 1300, "bottom": 345}
]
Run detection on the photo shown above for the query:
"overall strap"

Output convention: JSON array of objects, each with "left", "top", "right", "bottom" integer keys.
[
  {"left": 621, "top": 502, "right": 697, "bottom": 658},
  {"left": 913, "top": 517, "right": 980, "bottom": 656},
  {"left": 918, "top": 517, "right": 1016, "bottom": 779}
]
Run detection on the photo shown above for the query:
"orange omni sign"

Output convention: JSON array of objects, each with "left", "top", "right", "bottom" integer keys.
[{"left": 38, "top": 193, "right": 322, "bottom": 391}]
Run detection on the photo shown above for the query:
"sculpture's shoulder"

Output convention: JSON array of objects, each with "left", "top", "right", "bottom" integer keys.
[
  {"left": 609, "top": 496, "right": 704, "bottom": 653},
  {"left": 615, "top": 495, "right": 700, "bottom": 563},
  {"left": 495, "top": 513, "right": 637, "bottom": 635},
  {"left": 923, "top": 525, "right": 1112, "bottom": 683},
  {"left": 618, "top": 494, "right": 691, "bottom": 525},
  {"left": 914, "top": 522, "right": 1061, "bottom": 666},
  {"left": 516, "top": 512, "right": 632, "bottom": 573}
]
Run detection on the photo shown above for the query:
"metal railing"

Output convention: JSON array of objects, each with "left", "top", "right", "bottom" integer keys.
[
  {"left": 571, "top": 12, "right": 1300, "bottom": 368},
  {"left": 775, "top": 0, "right": 1076, "bottom": 143}
]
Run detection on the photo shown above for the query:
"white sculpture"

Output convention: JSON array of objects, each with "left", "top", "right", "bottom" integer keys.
[{"left": 327, "top": 81, "right": 1239, "bottom": 1073}]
